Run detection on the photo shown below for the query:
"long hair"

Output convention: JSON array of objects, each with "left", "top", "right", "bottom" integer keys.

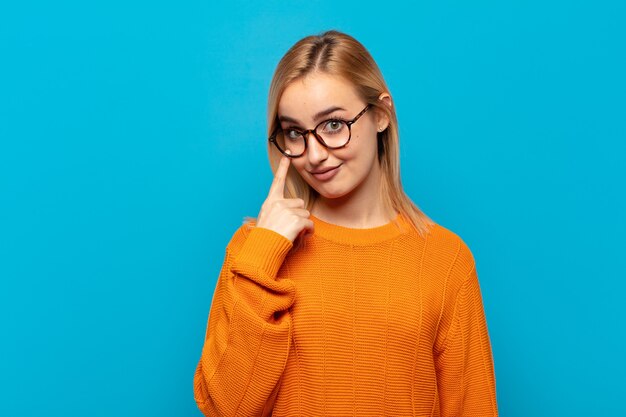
[{"left": 244, "top": 30, "right": 436, "bottom": 249}]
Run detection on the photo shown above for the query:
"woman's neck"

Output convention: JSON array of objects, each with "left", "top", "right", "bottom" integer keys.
[{"left": 311, "top": 194, "right": 397, "bottom": 229}]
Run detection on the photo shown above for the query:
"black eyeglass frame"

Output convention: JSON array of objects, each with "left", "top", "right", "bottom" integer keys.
[{"left": 268, "top": 104, "right": 372, "bottom": 158}]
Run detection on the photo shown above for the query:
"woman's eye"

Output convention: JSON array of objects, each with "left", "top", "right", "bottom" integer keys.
[
  {"left": 285, "top": 129, "right": 301, "bottom": 140},
  {"left": 324, "top": 120, "right": 345, "bottom": 133}
]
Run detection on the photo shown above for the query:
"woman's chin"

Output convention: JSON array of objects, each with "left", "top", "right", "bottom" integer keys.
[{"left": 312, "top": 183, "right": 352, "bottom": 200}]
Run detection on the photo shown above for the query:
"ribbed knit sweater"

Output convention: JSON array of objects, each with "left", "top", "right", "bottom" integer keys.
[{"left": 193, "top": 212, "right": 498, "bottom": 416}]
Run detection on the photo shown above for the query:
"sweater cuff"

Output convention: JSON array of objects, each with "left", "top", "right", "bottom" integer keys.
[{"left": 233, "top": 226, "right": 293, "bottom": 278}]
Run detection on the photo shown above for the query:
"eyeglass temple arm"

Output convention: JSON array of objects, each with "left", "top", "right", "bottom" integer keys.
[{"left": 347, "top": 104, "right": 371, "bottom": 126}]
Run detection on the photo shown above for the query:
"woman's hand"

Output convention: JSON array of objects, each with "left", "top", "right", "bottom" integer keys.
[{"left": 255, "top": 151, "right": 314, "bottom": 243}]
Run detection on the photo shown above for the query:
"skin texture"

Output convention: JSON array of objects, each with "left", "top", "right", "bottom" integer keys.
[{"left": 277, "top": 72, "right": 393, "bottom": 228}]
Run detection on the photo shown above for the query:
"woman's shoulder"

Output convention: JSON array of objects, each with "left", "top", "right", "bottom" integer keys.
[{"left": 422, "top": 222, "right": 476, "bottom": 279}]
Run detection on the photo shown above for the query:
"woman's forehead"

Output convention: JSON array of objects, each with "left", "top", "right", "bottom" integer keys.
[{"left": 278, "top": 74, "right": 360, "bottom": 120}]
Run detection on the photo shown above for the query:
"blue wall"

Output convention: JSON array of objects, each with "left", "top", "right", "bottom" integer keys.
[{"left": 1, "top": 1, "right": 624, "bottom": 415}]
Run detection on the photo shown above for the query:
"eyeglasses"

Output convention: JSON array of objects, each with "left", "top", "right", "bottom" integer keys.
[{"left": 269, "top": 104, "right": 371, "bottom": 158}]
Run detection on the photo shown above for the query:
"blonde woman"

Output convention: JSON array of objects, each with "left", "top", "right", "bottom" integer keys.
[{"left": 194, "top": 30, "right": 498, "bottom": 416}]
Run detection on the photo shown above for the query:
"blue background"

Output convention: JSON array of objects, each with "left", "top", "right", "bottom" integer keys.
[{"left": 1, "top": 1, "right": 624, "bottom": 416}]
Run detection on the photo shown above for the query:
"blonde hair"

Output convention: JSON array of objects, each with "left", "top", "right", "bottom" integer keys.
[{"left": 244, "top": 30, "right": 436, "bottom": 249}]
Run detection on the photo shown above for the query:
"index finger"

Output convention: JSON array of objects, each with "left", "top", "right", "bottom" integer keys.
[{"left": 268, "top": 150, "right": 292, "bottom": 198}]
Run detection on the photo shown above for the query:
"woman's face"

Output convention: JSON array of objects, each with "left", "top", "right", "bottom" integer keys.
[{"left": 277, "top": 72, "right": 388, "bottom": 201}]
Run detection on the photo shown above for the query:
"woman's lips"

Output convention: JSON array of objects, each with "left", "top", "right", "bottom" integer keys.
[{"left": 311, "top": 164, "right": 341, "bottom": 181}]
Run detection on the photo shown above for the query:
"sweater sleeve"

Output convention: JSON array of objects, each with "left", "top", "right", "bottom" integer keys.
[
  {"left": 433, "top": 262, "right": 499, "bottom": 416},
  {"left": 193, "top": 223, "right": 296, "bottom": 417}
]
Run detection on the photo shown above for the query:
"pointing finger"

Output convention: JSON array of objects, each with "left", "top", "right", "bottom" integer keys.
[{"left": 269, "top": 150, "right": 292, "bottom": 198}]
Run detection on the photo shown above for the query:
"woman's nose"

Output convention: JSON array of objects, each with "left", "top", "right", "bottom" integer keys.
[{"left": 305, "top": 132, "right": 328, "bottom": 164}]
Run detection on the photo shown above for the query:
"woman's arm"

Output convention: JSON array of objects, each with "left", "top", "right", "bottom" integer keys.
[
  {"left": 433, "top": 261, "right": 499, "bottom": 416},
  {"left": 193, "top": 223, "right": 295, "bottom": 417}
]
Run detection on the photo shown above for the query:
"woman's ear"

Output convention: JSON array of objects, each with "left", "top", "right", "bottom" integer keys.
[{"left": 376, "top": 92, "right": 392, "bottom": 131}]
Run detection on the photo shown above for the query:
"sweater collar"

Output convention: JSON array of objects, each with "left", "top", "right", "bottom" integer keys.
[{"left": 308, "top": 212, "right": 410, "bottom": 246}]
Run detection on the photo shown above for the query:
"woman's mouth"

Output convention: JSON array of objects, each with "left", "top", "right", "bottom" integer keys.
[{"left": 310, "top": 164, "right": 341, "bottom": 181}]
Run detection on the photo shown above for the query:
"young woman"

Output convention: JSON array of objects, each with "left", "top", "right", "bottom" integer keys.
[{"left": 194, "top": 30, "right": 498, "bottom": 417}]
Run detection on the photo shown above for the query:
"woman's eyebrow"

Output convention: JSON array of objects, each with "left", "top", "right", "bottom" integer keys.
[{"left": 278, "top": 106, "right": 347, "bottom": 124}]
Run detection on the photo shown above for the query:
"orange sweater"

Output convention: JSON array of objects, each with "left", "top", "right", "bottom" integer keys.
[{"left": 194, "top": 212, "right": 498, "bottom": 416}]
